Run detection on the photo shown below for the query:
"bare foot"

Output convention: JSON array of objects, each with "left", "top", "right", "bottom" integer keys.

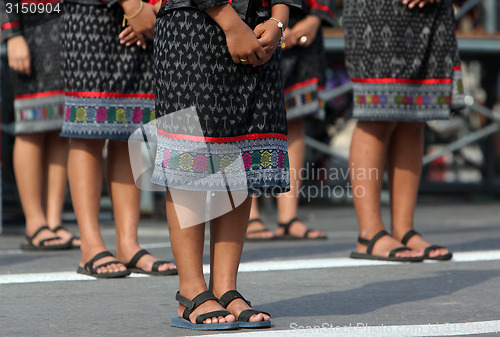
[
  {"left": 223, "top": 296, "right": 270, "bottom": 323},
  {"left": 276, "top": 219, "right": 326, "bottom": 239},
  {"left": 178, "top": 290, "right": 236, "bottom": 324},
  {"left": 80, "top": 247, "right": 127, "bottom": 275},
  {"left": 116, "top": 247, "right": 177, "bottom": 273},
  {"left": 246, "top": 219, "right": 274, "bottom": 240},
  {"left": 25, "top": 226, "right": 67, "bottom": 247},
  {"left": 357, "top": 232, "right": 422, "bottom": 258},
  {"left": 399, "top": 233, "right": 450, "bottom": 259},
  {"left": 50, "top": 225, "right": 81, "bottom": 247}
]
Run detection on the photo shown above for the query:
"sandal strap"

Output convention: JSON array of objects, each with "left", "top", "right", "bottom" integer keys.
[
  {"left": 176, "top": 291, "right": 219, "bottom": 321},
  {"left": 303, "top": 228, "right": 313, "bottom": 238},
  {"left": 195, "top": 310, "right": 232, "bottom": 324},
  {"left": 358, "top": 230, "right": 389, "bottom": 255},
  {"left": 38, "top": 237, "right": 62, "bottom": 246},
  {"left": 91, "top": 260, "right": 122, "bottom": 273},
  {"left": 126, "top": 249, "right": 150, "bottom": 268},
  {"left": 389, "top": 246, "right": 412, "bottom": 257},
  {"left": 151, "top": 260, "right": 171, "bottom": 272},
  {"left": 237, "top": 309, "right": 271, "bottom": 322},
  {"left": 52, "top": 226, "right": 80, "bottom": 242},
  {"left": 401, "top": 229, "right": 420, "bottom": 245},
  {"left": 84, "top": 251, "right": 114, "bottom": 272},
  {"left": 52, "top": 225, "right": 66, "bottom": 233},
  {"left": 218, "top": 290, "right": 250, "bottom": 308},
  {"left": 424, "top": 245, "right": 445, "bottom": 257},
  {"left": 25, "top": 226, "right": 51, "bottom": 244},
  {"left": 277, "top": 217, "right": 300, "bottom": 235}
]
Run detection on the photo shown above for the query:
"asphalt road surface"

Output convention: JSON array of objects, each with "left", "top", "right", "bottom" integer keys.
[{"left": 1, "top": 201, "right": 500, "bottom": 337}]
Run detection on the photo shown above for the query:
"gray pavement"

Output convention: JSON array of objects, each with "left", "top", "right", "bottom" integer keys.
[{"left": 1, "top": 200, "right": 500, "bottom": 337}]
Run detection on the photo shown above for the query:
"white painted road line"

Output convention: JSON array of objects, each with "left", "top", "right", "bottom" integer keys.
[
  {"left": 2, "top": 250, "right": 500, "bottom": 285},
  {"left": 191, "top": 320, "right": 500, "bottom": 337}
]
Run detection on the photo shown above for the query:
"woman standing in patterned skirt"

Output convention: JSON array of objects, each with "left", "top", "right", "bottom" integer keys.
[
  {"left": 60, "top": 0, "right": 176, "bottom": 277},
  {"left": 344, "top": 0, "right": 464, "bottom": 262},
  {"left": 152, "top": 0, "right": 298, "bottom": 330},
  {"left": 246, "top": 0, "right": 334, "bottom": 241},
  {"left": 1, "top": 4, "right": 78, "bottom": 250}
]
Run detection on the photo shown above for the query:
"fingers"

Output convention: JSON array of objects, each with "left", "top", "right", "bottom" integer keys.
[
  {"left": 253, "top": 52, "right": 273, "bottom": 67},
  {"left": 236, "top": 45, "right": 266, "bottom": 66},
  {"left": 118, "top": 26, "right": 133, "bottom": 40},
  {"left": 247, "top": 52, "right": 258, "bottom": 65},
  {"left": 119, "top": 27, "right": 140, "bottom": 46},
  {"left": 253, "top": 23, "right": 265, "bottom": 39},
  {"left": 255, "top": 47, "right": 267, "bottom": 61},
  {"left": 9, "top": 55, "right": 31, "bottom": 75},
  {"left": 137, "top": 34, "right": 147, "bottom": 49},
  {"left": 21, "top": 56, "right": 31, "bottom": 75},
  {"left": 298, "top": 34, "right": 312, "bottom": 48},
  {"left": 403, "top": 0, "right": 434, "bottom": 9}
]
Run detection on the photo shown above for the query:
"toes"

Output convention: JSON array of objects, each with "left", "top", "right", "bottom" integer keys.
[
  {"left": 97, "top": 263, "right": 126, "bottom": 274},
  {"left": 225, "top": 314, "right": 236, "bottom": 323},
  {"left": 249, "top": 313, "right": 264, "bottom": 322},
  {"left": 430, "top": 248, "right": 448, "bottom": 258},
  {"left": 158, "top": 262, "right": 177, "bottom": 272}
]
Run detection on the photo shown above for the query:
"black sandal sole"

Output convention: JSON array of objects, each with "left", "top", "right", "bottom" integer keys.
[
  {"left": 350, "top": 251, "right": 424, "bottom": 262},
  {"left": 77, "top": 266, "right": 130, "bottom": 279},
  {"left": 20, "top": 242, "right": 72, "bottom": 251}
]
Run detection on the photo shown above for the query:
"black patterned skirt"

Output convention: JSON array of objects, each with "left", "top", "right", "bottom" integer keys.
[
  {"left": 10, "top": 17, "right": 64, "bottom": 134},
  {"left": 282, "top": 15, "right": 327, "bottom": 121},
  {"left": 152, "top": 9, "right": 290, "bottom": 194},
  {"left": 60, "top": 2, "right": 155, "bottom": 140},
  {"left": 343, "top": 0, "right": 465, "bottom": 121}
]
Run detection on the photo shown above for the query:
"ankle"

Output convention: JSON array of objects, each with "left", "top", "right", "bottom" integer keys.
[
  {"left": 359, "top": 225, "right": 386, "bottom": 240},
  {"left": 115, "top": 240, "right": 140, "bottom": 254},
  {"left": 179, "top": 284, "right": 210, "bottom": 300},
  {"left": 212, "top": 285, "right": 237, "bottom": 299},
  {"left": 25, "top": 222, "right": 48, "bottom": 235},
  {"left": 392, "top": 226, "right": 414, "bottom": 241}
]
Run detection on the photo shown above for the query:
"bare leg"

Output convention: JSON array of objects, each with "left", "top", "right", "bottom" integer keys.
[
  {"left": 350, "top": 121, "right": 420, "bottom": 258},
  {"left": 388, "top": 122, "right": 449, "bottom": 258},
  {"left": 166, "top": 189, "right": 234, "bottom": 324},
  {"left": 109, "top": 140, "right": 175, "bottom": 272},
  {"left": 43, "top": 132, "right": 79, "bottom": 245},
  {"left": 275, "top": 118, "right": 325, "bottom": 238},
  {"left": 14, "top": 133, "right": 65, "bottom": 246},
  {"left": 246, "top": 196, "right": 274, "bottom": 239},
  {"left": 210, "top": 193, "right": 270, "bottom": 322},
  {"left": 69, "top": 138, "right": 125, "bottom": 274}
]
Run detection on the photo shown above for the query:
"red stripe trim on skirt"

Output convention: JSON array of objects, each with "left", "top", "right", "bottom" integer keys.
[
  {"left": 15, "top": 90, "right": 64, "bottom": 100},
  {"left": 157, "top": 129, "right": 287, "bottom": 143},
  {"left": 65, "top": 91, "right": 155, "bottom": 99},
  {"left": 351, "top": 78, "right": 453, "bottom": 85},
  {"left": 1, "top": 22, "right": 21, "bottom": 31},
  {"left": 284, "top": 78, "right": 319, "bottom": 95},
  {"left": 19, "top": 0, "right": 60, "bottom": 4}
]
